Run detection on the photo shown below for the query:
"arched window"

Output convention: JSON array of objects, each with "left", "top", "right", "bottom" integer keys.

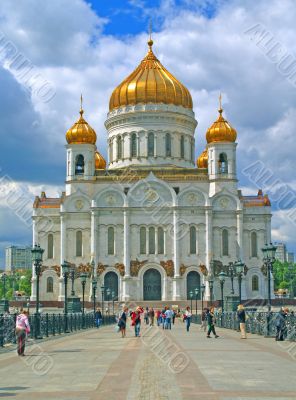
[
  {"left": 180, "top": 135, "right": 185, "bottom": 158},
  {"left": 149, "top": 227, "right": 155, "bottom": 254},
  {"left": 46, "top": 277, "right": 54, "bottom": 293},
  {"left": 165, "top": 133, "right": 171, "bottom": 157},
  {"left": 76, "top": 231, "right": 82, "bottom": 257},
  {"left": 108, "top": 227, "right": 115, "bottom": 255},
  {"left": 218, "top": 153, "right": 228, "bottom": 173},
  {"left": 75, "top": 154, "right": 84, "bottom": 175},
  {"left": 140, "top": 227, "right": 146, "bottom": 254},
  {"left": 222, "top": 229, "right": 229, "bottom": 256},
  {"left": 110, "top": 140, "right": 114, "bottom": 162},
  {"left": 251, "top": 232, "right": 258, "bottom": 257},
  {"left": 252, "top": 275, "right": 259, "bottom": 291},
  {"left": 148, "top": 132, "right": 154, "bottom": 156},
  {"left": 117, "top": 136, "right": 122, "bottom": 159},
  {"left": 190, "top": 226, "right": 197, "bottom": 254},
  {"left": 158, "top": 227, "right": 164, "bottom": 254},
  {"left": 47, "top": 234, "right": 53, "bottom": 259},
  {"left": 131, "top": 133, "right": 137, "bottom": 157}
]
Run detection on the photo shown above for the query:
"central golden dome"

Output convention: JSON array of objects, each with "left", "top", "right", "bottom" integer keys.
[{"left": 109, "top": 40, "right": 193, "bottom": 111}]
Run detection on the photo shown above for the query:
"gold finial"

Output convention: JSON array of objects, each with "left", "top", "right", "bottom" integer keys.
[
  {"left": 218, "top": 92, "right": 223, "bottom": 114},
  {"left": 147, "top": 18, "right": 153, "bottom": 49},
  {"left": 80, "top": 93, "right": 84, "bottom": 116}
]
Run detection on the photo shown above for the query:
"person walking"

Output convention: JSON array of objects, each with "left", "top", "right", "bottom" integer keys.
[
  {"left": 149, "top": 308, "right": 155, "bottom": 326},
  {"left": 131, "top": 307, "right": 143, "bottom": 337},
  {"left": 161, "top": 308, "right": 167, "bottom": 330},
  {"left": 155, "top": 309, "right": 161, "bottom": 326},
  {"left": 165, "top": 307, "right": 172, "bottom": 330},
  {"left": 172, "top": 310, "right": 176, "bottom": 325},
  {"left": 184, "top": 306, "right": 192, "bottom": 332},
  {"left": 207, "top": 307, "right": 219, "bottom": 338},
  {"left": 118, "top": 306, "right": 128, "bottom": 338},
  {"left": 95, "top": 308, "right": 102, "bottom": 328},
  {"left": 237, "top": 304, "right": 247, "bottom": 339},
  {"left": 144, "top": 307, "right": 149, "bottom": 325},
  {"left": 275, "top": 307, "right": 287, "bottom": 341},
  {"left": 15, "top": 309, "right": 30, "bottom": 356},
  {"left": 200, "top": 308, "right": 208, "bottom": 332}
]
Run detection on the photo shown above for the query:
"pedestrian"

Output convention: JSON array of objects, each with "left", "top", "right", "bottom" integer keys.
[
  {"left": 237, "top": 304, "right": 247, "bottom": 339},
  {"left": 172, "top": 310, "right": 176, "bottom": 325},
  {"left": 200, "top": 308, "right": 208, "bottom": 331},
  {"left": 144, "top": 307, "right": 149, "bottom": 325},
  {"left": 161, "top": 308, "right": 167, "bottom": 329},
  {"left": 207, "top": 307, "right": 219, "bottom": 338},
  {"left": 165, "top": 307, "right": 172, "bottom": 330},
  {"left": 149, "top": 308, "right": 155, "bottom": 326},
  {"left": 275, "top": 307, "right": 287, "bottom": 341},
  {"left": 155, "top": 309, "right": 161, "bottom": 326},
  {"left": 118, "top": 306, "right": 128, "bottom": 338},
  {"left": 131, "top": 307, "right": 143, "bottom": 337},
  {"left": 95, "top": 307, "right": 102, "bottom": 328},
  {"left": 184, "top": 306, "right": 192, "bottom": 332},
  {"left": 15, "top": 309, "right": 30, "bottom": 356}
]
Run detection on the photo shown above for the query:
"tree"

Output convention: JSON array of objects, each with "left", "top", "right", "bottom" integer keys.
[{"left": 273, "top": 260, "right": 296, "bottom": 296}]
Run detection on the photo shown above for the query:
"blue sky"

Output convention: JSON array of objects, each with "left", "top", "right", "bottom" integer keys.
[{"left": 0, "top": 0, "right": 296, "bottom": 266}]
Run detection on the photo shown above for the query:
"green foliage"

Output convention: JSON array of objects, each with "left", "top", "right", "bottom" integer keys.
[
  {"left": 0, "top": 270, "right": 32, "bottom": 300},
  {"left": 273, "top": 260, "right": 296, "bottom": 295}
]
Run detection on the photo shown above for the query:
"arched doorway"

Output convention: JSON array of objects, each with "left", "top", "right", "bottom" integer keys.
[
  {"left": 187, "top": 271, "right": 201, "bottom": 300},
  {"left": 143, "top": 269, "right": 161, "bottom": 300},
  {"left": 104, "top": 271, "right": 119, "bottom": 300}
]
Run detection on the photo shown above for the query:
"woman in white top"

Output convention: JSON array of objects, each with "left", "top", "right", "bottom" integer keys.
[{"left": 184, "top": 306, "right": 192, "bottom": 332}]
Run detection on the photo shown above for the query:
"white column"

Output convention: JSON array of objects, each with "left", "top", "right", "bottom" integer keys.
[
  {"left": 237, "top": 210, "right": 244, "bottom": 260},
  {"left": 59, "top": 212, "right": 66, "bottom": 301},
  {"left": 30, "top": 217, "right": 37, "bottom": 300},
  {"left": 122, "top": 209, "right": 130, "bottom": 301},
  {"left": 172, "top": 209, "right": 181, "bottom": 300},
  {"left": 205, "top": 207, "right": 213, "bottom": 300}
]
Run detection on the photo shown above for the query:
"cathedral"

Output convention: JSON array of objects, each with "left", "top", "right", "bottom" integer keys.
[{"left": 31, "top": 37, "right": 272, "bottom": 304}]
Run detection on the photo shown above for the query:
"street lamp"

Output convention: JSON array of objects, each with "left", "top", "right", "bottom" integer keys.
[
  {"left": 69, "top": 268, "right": 76, "bottom": 296},
  {"left": 234, "top": 260, "right": 245, "bottom": 304},
  {"left": 194, "top": 288, "right": 199, "bottom": 315},
  {"left": 218, "top": 271, "right": 226, "bottom": 312},
  {"left": 101, "top": 285, "right": 105, "bottom": 316},
  {"left": 92, "top": 278, "right": 97, "bottom": 317},
  {"left": 62, "top": 261, "right": 70, "bottom": 333},
  {"left": 31, "top": 244, "right": 44, "bottom": 339},
  {"left": 228, "top": 262, "right": 235, "bottom": 295},
  {"left": 262, "top": 242, "right": 277, "bottom": 336},
  {"left": 106, "top": 288, "right": 111, "bottom": 315},
  {"left": 189, "top": 290, "right": 193, "bottom": 310},
  {"left": 112, "top": 291, "right": 115, "bottom": 315},
  {"left": 208, "top": 275, "right": 214, "bottom": 306},
  {"left": 201, "top": 283, "right": 205, "bottom": 311},
  {"left": 80, "top": 272, "right": 87, "bottom": 328}
]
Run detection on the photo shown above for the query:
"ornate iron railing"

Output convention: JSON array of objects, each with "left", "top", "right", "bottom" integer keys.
[
  {"left": 192, "top": 311, "right": 296, "bottom": 340},
  {"left": 0, "top": 313, "right": 115, "bottom": 347}
]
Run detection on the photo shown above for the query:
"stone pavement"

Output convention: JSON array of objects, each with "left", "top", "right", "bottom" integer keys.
[{"left": 0, "top": 319, "right": 296, "bottom": 400}]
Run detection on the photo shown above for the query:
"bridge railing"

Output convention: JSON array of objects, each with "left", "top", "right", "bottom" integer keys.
[
  {"left": 0, "top": 313, "right": 116, "bottom": 347},
  {"left": 192, "top": 311, "right": 296, "bottom": 340}
]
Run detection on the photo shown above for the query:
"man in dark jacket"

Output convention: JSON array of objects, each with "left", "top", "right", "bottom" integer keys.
[
  {"left": 275, "top": 307, "right": 287, "bottom": 341},
  {"left": 207, "top": 307, "right": 219, "bottom": 338}
]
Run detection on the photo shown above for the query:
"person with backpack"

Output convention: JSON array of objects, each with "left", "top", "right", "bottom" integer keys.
[
  {"left": 207, "top": 307, "right": 219, "bottom": 338},
  {"left": 118, "top": 306, "right": 128, "bottom": 338}
]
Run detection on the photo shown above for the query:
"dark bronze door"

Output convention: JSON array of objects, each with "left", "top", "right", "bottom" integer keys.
[
  {"left": 143, "top": 269, "right": 161, "bottom": 300},
  {"left": 187, "top": 271, "right": 201, "bottom": 300}
]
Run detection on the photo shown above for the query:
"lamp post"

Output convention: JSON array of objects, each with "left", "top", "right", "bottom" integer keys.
[
  {"left": 208, "top": 276, "right": 214, "bottom": 306},
  {"left": 228, "top": 262, "right": 235, "bottom": 295},
  {"left": 262, "top": 242, "right": 277, "bottom": 336},
  {"left": 101, "top": 285, "right": 105, "bottom": 316},
  {"left": 80, "top": 272, "right": 87, "bottom": 328},
  {"left": 106, "top": 288, "right": 111, "bottom": 315},
  {"left": 189, "top": 290, "right": 193, "bottom": 310},
  {"left": 194, "top": 288, "right": 199, "bottom": 315},
  {"left": 70, "top": 268, "right": 76, "bottom": 296},
  {"left": 201, "top": 283, "right": 205, "bottom": 311},
  {"left": 218, "top": 271, "right": 226, "bottom": 312},
  {"left": 92, "top": 278, "right": 97, "bottom": 317},
  {"left": 234, "top": 260, "right": 245, "bottom": 304},
  {"left": 112, "top": 291, "right": 115, "bottom": 315},
  {"left": 31, "top": 244, "right": 44, "bottom": 339},
  {"left": 62, "top": 261, "right": 70, "bottom": 333}
]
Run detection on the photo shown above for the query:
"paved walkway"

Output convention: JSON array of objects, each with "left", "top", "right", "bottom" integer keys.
[{"left": 0, "top": 320, "right": 296, "bottom": 399}]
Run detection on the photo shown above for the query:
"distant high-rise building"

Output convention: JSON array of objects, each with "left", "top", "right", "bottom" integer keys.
[
  {"left": 287, "top": 252, "right": 294, "bottom": 263},
  {"left": 5, "top": 245, "right": 32, "bottom": 271},
  {"left": 275, "top": 242, "right": 287, "bottom": 263}
]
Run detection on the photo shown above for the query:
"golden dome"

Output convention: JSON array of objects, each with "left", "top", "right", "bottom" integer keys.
[
  {"left": 196, "top": 149, "right": 208, "bottom": 168},
  {"left": 206, "top": 96, "right": 237, "bottom": 143},
  {"left": 95, "top": 150, "right": 106, "bottom": 169},
  {"left": 109, "top": 40, "right": 193, "bottom": 111},
  {"left": 66, "top": 100, "right": 97, "bottom": 145}
]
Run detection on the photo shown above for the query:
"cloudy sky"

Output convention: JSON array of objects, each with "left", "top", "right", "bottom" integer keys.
[{"left": 0, "top": 0, "right": 295, "bottom": 266}]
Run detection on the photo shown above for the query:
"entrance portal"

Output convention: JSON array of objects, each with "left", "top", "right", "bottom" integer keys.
[
  {"left": 187, "top": 271, "right": 201, "bottom": 299},
  {"left": 143, "top": 269, "right": 161, "bottom": 300}
]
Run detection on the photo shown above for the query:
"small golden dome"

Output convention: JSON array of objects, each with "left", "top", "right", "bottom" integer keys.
[
  {"left": 206, "top": 95, "right": 237, "bottom": 144},
  {"left": 66, "top": 100, "right": 97, "bottom": 145},
  {"left": 109, "top": 40, "right": 193, "bottom": 111},
  {"left": 95, "top": 150, "right": 106, "bottom": 169},
  {"left": 196, "top": 149, "right": 208, "bottom": 168}
]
